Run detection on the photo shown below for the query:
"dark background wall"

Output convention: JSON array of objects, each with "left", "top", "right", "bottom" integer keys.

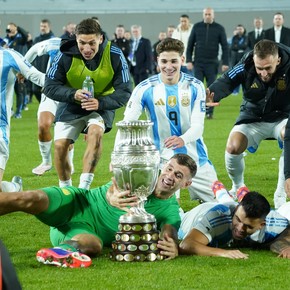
[{"left": 1, "top": 10, "right": 290, "bottom": 43}]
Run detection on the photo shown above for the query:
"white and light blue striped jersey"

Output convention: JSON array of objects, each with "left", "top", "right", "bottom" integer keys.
[
  {"left": 0, "top": 47, "right": 45, "bottom": 169},
  {"left": 0, "top": 47, "right": 45, "bottom": 127},
  {"left": 249, "top": 210, "right": 289, "bottom": 243},
  {"left": 179, "top": 202, "right": 236, "bottom": 247},
  {"left": 179, "top": 202, "right": 289, "bottom": 247},
  {"left": 25, "top": 37, "right": 61, "bottom": 72},
  {"left": 123, "top": 72, "right": 208, "bottom": 167}
]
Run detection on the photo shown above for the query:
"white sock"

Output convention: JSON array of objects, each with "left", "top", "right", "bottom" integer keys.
[
  {"left": 59, "top": 179, "right": 72, "bottom": 188},
  {"left": 1, "top": 181, "right": 20, "bottom": 192},
  {"left": 39, "top": 140, "right": 52, "bottom": 165},
  {"left": 225, "top": 151, "right": 245, "bottom": 190},
  {"left": 274, "top": 151, "right": 287, "bottom": 208},
  {"left": 78, "top": 173, "right": 94, "bottom": 190},
  {"left": 215, "top": 188, "right": 235, "bottom": 203},
  {"left": 68, "top": 147, "right": 75, "bottom": 173}
]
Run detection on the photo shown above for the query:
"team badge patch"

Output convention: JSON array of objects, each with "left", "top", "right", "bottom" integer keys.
[
  {"left": 200, "top": 100, "right": 206, "bottom": 112},
  {"left": 61, "top": 188, "right": 71, "bottom": 195},
  {"left": 168, "top": 95, "right": 177, "bottom": 108},
  {"left": 277, "top": 77, "right": 286, "bottom": 91},
  {"left": 24, "top": 59, "right": 32, "bottom": 68},
  {"left": 181, "top": 91, "right": 190, "bottom": 107}
]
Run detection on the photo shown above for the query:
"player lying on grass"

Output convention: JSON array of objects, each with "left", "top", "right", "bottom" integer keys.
[
  {"left": 0, "top": 153, "right": 196, "bottom": 268},
  {"left": 178, "top": 181, "right": 290, "bottom": 259}
]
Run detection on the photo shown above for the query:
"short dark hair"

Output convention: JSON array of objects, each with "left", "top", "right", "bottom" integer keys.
[
  {"left": 75, "top": 18, "right": 102, "bottom": 36},
  {"left": 180, "top": 14, "right": 189, "bottom": 19},
  {"left": 274, "top": 12, "right": 284, "bottom": 18},
  {"left": 156, "top": 38, "right": 184, "bottom": 57},
  {"left": 170, "top": 154, "right": 197, "bottom": 179},
  {"left": 254, "top": 39, "right": 278, "bottom": 59},
  {"left": 41, "top": 19, "right": 51, "bottom": 25},
  {"left": 238, "top": 191, "right": 270, "bottom": 220}
]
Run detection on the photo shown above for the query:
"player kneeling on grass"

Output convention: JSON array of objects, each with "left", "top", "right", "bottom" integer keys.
[
  {"left": 0, "top": 153, "right": 196, "bottom": 268},
  {"left": 178, "top": 181, "right": 290, "bottom": 259}
]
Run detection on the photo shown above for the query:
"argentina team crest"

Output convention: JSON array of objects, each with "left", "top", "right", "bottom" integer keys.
[
  {"left": 168, "top": 95, "right": 177, "bottom": 107},
  {"left": 277, "top": 75, "right": 286, "bottom": 91},
  {"left": 181, "top": 90, "right": 190, "bottom": 107}
]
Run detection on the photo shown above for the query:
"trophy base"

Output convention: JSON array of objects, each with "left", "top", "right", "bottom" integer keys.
[
  {"left": 110, "top": 218, "right": 164, "bottom": 262},
  {"left": 119, "top": 211, "right": 156, "bottom": 224}
]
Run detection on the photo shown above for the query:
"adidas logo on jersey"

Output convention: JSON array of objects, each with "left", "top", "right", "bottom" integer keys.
[
  {"left": 155, "top": 99, "right": 165, "bottom": 105},
  {"left": 250, "top": 82, "right": 258, "bottom": 88}
]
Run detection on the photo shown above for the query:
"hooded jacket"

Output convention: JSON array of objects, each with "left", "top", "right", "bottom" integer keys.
[
  {"left": 210, "top": 43, "right": 290, "bottom": 125},
  {"left": 43, "top": 36, "right": 131, "bottom": 132}
]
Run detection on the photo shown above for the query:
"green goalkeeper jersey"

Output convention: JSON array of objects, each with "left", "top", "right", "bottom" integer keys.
[{"left": 37, "top": 182, "right": 181, "bottom": 247}]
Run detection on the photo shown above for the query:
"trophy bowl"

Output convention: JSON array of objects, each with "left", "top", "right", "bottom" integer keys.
[{"left": 111, "top": 120, "right": 160, "bottom": 223}]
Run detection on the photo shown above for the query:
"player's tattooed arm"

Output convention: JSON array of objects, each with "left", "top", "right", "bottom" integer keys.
[{"left": 270, "top": 226, "right": 290, "bottom": 258}]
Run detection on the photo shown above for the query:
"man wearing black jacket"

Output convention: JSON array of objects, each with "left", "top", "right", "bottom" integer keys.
[
  {"left": 207, "top": 40, "right": 290, "bottom": 209},
  {"left": 264, "top": 12, "right": 290, "bottom": 47},
  {"left": 247, "top": 17, "right": 265, "bottom": 50},
  {"left": 32, "top": 19, "right": 55, "bottom": 103},
  {"left": 43, "top": 18, "right": 131, "bottom": 190},
  {"left": 186, "top": 7, "right": 229, "bottom": 119},
  {"left": 111, "top": 25, "right": 131, "bottom": 67}
]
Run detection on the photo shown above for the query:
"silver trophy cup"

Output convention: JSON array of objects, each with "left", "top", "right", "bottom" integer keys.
[
  {"left": 111, "top": 120, "right": 160, "bottom": 223},
  {"left": 110, "top": 120, "right": 163, "bottom": 262}
]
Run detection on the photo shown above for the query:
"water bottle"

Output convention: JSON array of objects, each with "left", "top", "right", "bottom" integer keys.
[{"left": 82, "top": 76, "right": 94, "bottom": 98}]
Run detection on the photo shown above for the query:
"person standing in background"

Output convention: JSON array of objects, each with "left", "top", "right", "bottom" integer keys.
[
  {"left": 264, "top": 12, "right": 290, "bottom": 47},
  {"left": 111, "top": 24, "right": 131, "bottom": 67},
  {"left": 230, "top": 24, "right": 248, "bottom": 68},
  {"left": 4, "top": 22, "right": 28, "bottom": 55},
  {"left": 172, "top": 14, "right": 193, "bottom": 74},
  {"left": 186, "top": 7, "right": 229, "bottom": 119},
  {"left": 124, "top": 30, "right": 132, "bottom": 42},
  {"left": 60, "top": 22, "right": 76, "bottom": 39},
  {"left": 167, "top": 25, "right": 176, "bottom": 38},
  {"left": 247, "top": 17, "right": 265, "bottom": 50},
  {"left": 152, "top": 31, "right": 167, "bottom": 74},
  {"left": 32, "top": 19, "right": 54, "bottom": 103},
  {"left": 4, "top": 22, "right": 29, "bottom": 119},
  {"left": 229, "top": 24, "right": 248, "bottom": 95},
  {"left": 129, "top": 24, "right": 152, "bottom": 86}
]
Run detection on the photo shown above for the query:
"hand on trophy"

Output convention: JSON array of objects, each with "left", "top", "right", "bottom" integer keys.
[
  {"left": 157, "top": 233, "right": 178, "bottom": 260},
  {"left": 106, "top": 178, "right": 139, "bottom": 212}
]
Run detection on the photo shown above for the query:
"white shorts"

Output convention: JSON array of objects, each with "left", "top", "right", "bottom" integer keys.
[
  {"left": 230, "top": 119, "right": 287, "bottom": 153},
  {"left": 37, "top": 93, "right": 58, "bottom": 119},
  {"left": 160, "top": 158, "right": 217, "bottom": 202},
  {"left": 277, "top": 202, "right": 290, "bottom": 220},
  {"left": 54, "top": 112, "right": 105, "bottom": 142},
  {"left": 0, "top": 137, "right": 9, "bottom": 170},
  {"left": 187, "top": 162, "right": 218, "bottom": 201}
]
